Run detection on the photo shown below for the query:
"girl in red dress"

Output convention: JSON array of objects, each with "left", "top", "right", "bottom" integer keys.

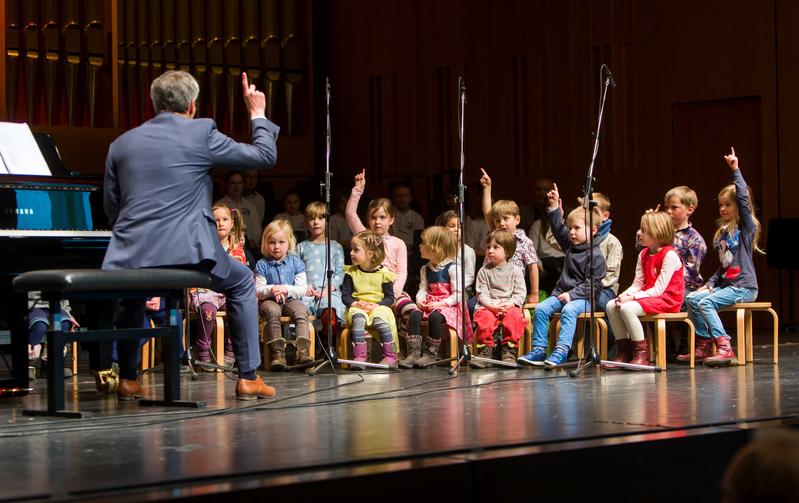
[{"left": 604, "top": 211, "right": 685, "bottom": 368}]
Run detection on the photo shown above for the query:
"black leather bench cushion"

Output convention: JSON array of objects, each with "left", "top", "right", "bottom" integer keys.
[{"left": 13, "top": 269, "right": 213, "bottom": 293}]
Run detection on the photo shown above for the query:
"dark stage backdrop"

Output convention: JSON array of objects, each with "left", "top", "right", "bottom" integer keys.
[{"left": 319, "top": 0, "right": 799, "bottom": 326}]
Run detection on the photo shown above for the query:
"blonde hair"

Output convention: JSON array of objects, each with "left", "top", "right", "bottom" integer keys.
[
  {"left": 640, "top": 211, "right": 674, "bottom": 247},
  {"left": 489, "top": 199, "right": 520, "bottom": 221},
  {"left": 351, "top": 230, "right": 386, "bottom": 269},
  {"left": 567, "top": 206, "right": 603, "bottom": 229},
  {"left": 212, "top": 203, "right": 246, "bottom": 246},
  {"left": 592, "top": 192, "right": 611, "bottom": 213},
  {"left": 304, "top": 201, "right": 327, "bottom": 220},
  {"left": 421, "top": 226, "right": 457, "bottom": 265},
  {"left": 260, "top": 219, "right": 296, "bottom": 256},
  {"left": 714, "top": 184, "right": 765, "bottom": 255},
  {"left": 352, "top": 231, "right": 386, "bottom": 268},
  {"left": 664, "top": 185, "right": 699, "bottom": 209},
  {"left": 486, "top": 229, "right": 517, "bottom": 258}
]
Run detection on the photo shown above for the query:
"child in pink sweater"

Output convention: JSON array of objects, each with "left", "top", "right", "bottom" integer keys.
[{"left": 347, "top": 169, "right": 417, "bottom": 320}]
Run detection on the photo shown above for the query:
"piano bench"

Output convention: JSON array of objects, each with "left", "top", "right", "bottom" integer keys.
[{"left": 12, "top": 268, "right": 212, "bottom": 418}]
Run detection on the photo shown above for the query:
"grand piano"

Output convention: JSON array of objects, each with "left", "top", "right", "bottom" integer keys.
[{"left": 0, "top": 134, "right": 111, "bottom": 391}]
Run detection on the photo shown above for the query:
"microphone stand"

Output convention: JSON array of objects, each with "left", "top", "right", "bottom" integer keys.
[
  {"left": 569, "top": 65, "right": 660, "bottom": 377},
  {"left": 308, "top": 78, "right": 341, "bottom": 375},
  {"left": 424, "top": 77, "right": 517, "bottom": 374},
  {"left": 308, "top": 78, "right": 389, "bottom": 375}
]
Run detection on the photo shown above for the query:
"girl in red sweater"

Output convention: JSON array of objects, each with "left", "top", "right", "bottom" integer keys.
[{"left": 604, "top": 211, "right": 685, "bottom": 368}]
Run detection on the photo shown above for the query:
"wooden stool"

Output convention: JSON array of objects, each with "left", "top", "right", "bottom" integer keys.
[
  {"left": 548, "top": 312, "right": 607, "bottom": 360},
  {"left": 261, "top": 315, "right": 316, "bottom": 369},
  {"left": 719, "top": 302, "right": 779, "bottom": 364},
  {"left": 639, "top": 312, "right": 696, "bottom": 370}
]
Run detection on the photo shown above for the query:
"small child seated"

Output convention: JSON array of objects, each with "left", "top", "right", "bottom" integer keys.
[
  {"left": 519, "top": 183, "right": 606, "bottom": 367},
  {"left": 401, "top": 226, "right": 471, "bottom": 369},
  {"left": 604, "top": 211, "right": 685, "bottom": 369},
  {"left": 255, "top": 219, "right": 312, "bottom": 371},
  {"left": 27, "top": 292, "right": 78, "bottom": 379},
  {"left": 479, "top": 168, "right": 540, "bottom": 305},
  {"left": 589, "top": 192, "right": 623, "bottom": 311},
  {"left": 471, "top": 229, "right": 528, "bottom": 367},
  {"left": 436, "top": 210, "right": 476, "bottom": 296},
  {"left": 681, "top": 148, "right": 762, "bottom": 367},
  {"left": 296, "top": 202, "right": 346, "bottom": 340},
  {"left": 190, "top": 204, "right": 246, "bottom": 369},
  {"left": 341, "top": 231, "right": 399, "bottom": 368}
]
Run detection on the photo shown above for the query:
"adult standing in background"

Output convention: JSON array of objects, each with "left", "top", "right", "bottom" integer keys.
[{"left": 103, "top": 70, "right": 279, "bottom": 401}]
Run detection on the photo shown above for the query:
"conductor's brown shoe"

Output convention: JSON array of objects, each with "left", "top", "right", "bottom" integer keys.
[
  {"left": 117, "top": 379, "right": 145, "bottom": 401},
  {"left": 235, "top": 375, "right": 276, "bottom": 401}
]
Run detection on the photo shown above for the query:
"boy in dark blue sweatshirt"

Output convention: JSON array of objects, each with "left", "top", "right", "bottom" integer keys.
[{"left": 519, "top": 183, "right": 606, "bottom": 367}]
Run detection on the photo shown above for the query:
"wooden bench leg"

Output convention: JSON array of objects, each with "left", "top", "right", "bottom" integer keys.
[
  {"left": 596, "top": 319, "right": 607, "bottom": 360},
  {"left": 684, "top": 319, "right": 696, "bottom": 369},
  {"left": 745, "top": 310, "right": 754, "bottom": 364},
  {"left": 449, "top": 328, "right": 458, "bottom": 367},
  {"left": 656, "top": 318, "right": 667, "bottom": 370},
  {"left": 338, "top": 328, "right": 350, "bottom": 369},
  {"left": 735, "top": 309, "right": 746, "bottom": 366},
  {"left": 769, "top": 308, "right": 779, "bottom": 364},
  {"left": 71, "top": 341, "right": 78, "bottom": 375},
  {"left": 309, "top": 324, "right": 316, "bottom": 361},
  {"left": 214, "top": 314, "right": 226, "bottom": 366}
]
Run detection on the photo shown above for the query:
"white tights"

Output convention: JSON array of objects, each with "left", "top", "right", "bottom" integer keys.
[{"left": 605, "top": 299, "right": 646, "bottom": 342}]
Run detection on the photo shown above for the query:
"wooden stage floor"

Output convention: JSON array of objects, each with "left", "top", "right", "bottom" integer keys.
[{"left": 2, "top": 334, "right": 798, "bottom": 501}]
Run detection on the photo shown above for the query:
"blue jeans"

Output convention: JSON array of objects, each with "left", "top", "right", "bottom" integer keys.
[
  {"left": 532, "top": 295, "right": 591, "bottom": 350},
  {"left": 686, "top": 286, "right": 757, "bottom": 339}
]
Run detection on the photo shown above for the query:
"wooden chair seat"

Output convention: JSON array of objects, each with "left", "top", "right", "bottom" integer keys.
[
  {"left": 719, "top": 302, "right": 779, "bottom": 364},
  {"left": 639, "top": 312, "right": 695, "bottom": 370}
]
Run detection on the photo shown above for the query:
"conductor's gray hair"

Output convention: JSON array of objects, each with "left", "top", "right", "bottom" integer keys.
[{"left": 150, "top": 71, "right": 200, "bottom": 113}]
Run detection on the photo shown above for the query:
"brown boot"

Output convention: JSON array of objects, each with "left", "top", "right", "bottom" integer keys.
[
  {"left": 235, "top": 375, "right": 277, "bottom": 400},
  {"left": 268, "top": 338, "right": 287, "bottom": 371},
  {"left": 676, "top": 336, "right": 714, "bottom": 363},
  {"left": 295, "top": 337, "right": 314, "bottom": 366},
  {"left": 703, "top": 336, "right": 737, "bottom": 367},
  {"left": 117, "top": 379, "right": 145, "bottom": 401},
  {"left": 629, "top": 340, "right": 651, "bottom": 367},
  {"left": 469, "top": 345, "right": 492, "bottom": 369},
  {"left": 399, "top": 335, "right": 422, "bottom": 369},
  {"left": 602, "top": 338, "right": 632, "bottom": 370},
  {"left": 500, "top": 343, "right": 518, "bottom": 364},
  {"left": 414, "top": 337, "right": 442, "bottom": 368}
]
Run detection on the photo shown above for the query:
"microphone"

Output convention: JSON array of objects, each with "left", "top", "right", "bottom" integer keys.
[
  {"left": 604, "top": 66, "right": 617, "bottom": 88},
  {"left": 326, "top": 77, "right": 331, "bottom": 101},
  {"left": 459, "top": 76, "right": 466, "bottom": 97}
]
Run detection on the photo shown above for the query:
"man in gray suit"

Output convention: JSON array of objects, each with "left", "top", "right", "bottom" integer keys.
[{"left": 103, "top": 70, "right": 278, "bottom": 400}]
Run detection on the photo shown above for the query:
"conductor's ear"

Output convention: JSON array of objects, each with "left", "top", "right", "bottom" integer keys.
[{"left": 188, "top": 99, "right": 197, "bottom": 118}]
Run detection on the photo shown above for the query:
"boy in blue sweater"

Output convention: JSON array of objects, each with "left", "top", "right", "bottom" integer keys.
[{"left": 519, "top": 183, "right": 606, "bottom": 367}]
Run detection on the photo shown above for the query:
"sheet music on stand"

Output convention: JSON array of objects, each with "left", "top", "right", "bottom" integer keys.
[{"left": 0, "top": 122, "right": 52, "bottom": 176}]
